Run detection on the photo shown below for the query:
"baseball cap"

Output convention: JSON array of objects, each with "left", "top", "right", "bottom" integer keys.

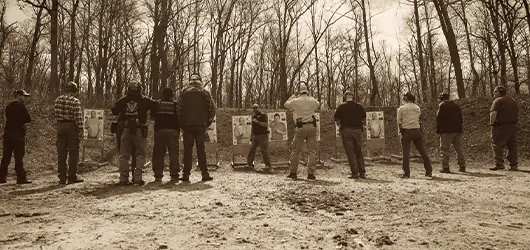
[
  {"left": 13, "top": 89, "right": 31, "bottom": 97},
  {"left": 189, "top": 74, "right": 202, "bottom": 82},
  {"left": 252, "top": 103, "right": 259, "bottom": 108},
  {"left": 344, "top": 90, "right": 353, "bottom": 96},
  {"left": 439, "top": 93, "right": 450, "bottom": 101},
  {"left": 299, "top": 85, "right": 309, "bottom": 94}
]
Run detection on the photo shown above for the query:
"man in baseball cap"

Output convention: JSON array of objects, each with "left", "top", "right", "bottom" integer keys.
[
  {"left": 0, "top": 89, "right": 32, "bottom": 184},
  {"left": 490, "top": 85, "right": 518, "bottom": 171},
  {"left": 436, "top": 93, "right": 466, "bottom": 173},
  {"left": 247, "top": 103, "right": 272, "bottom": 172}
]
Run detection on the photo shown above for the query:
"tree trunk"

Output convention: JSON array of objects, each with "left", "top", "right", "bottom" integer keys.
[
  {"left": 432, "top": 0, "right": 466, "bottom": 98},
  {"left": 361, "top": 0, "right": 378, "bottom": 106},
  {"left": 68, "top": 0, "right": 80, "bottom": 82},
  {"left": 423, "top": 0, "right": 437, "bottom": 100},
  {"left": 24, "top": 0, "right": 45, "bottom": 89},
  {"left": 51, "top": 0, "right": 59, "bottom": 93},
  {"left": 150, "top": 0, "right": 160, "bottom": 97},
  {"left": 414, "top": 0, "right": 428, "bottom": 102},
  {"left": 489, "top": 0, "right": 507, "bottom": 87},
  {"left": 157, "top": 0, "right": 169, "bottom": 95},
  {"left": 461, "top": 0, "right": 480, "bottom": 97}
]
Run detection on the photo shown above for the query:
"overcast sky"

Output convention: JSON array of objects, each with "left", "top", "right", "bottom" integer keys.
[{"left": 4, "top": 0, "right": 410, "bottom": 51}]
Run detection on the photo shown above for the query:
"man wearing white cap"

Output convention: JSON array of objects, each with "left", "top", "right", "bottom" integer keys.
[
  {"left": 284, "top": 83, "right": 320, "bottom": 180},
  {"left": 247, "top": 103, "right": 272, "bottom": 172}
]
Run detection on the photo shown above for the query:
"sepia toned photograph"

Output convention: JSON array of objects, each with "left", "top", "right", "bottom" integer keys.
[
  {"left": 268, "top": 112, "right": 288, "bottom": 141},
  {"left": 83, "top": 109, "right": 104, "bottom": 140},
  {"left": 232, "top": 115, "right": 251, "bottom": 145}
]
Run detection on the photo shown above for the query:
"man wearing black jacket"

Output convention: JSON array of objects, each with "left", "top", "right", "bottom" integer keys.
[
  {"left": 0, "top": 90, "right": 32, "bottom": 184},
  {"left": 151, "top": 87, "right": 180, "bottom": 182},
  {"left": 436, "top": 93, "right": 466, "bottom": 173}
]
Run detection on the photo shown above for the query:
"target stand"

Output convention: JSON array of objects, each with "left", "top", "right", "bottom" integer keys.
[
  {"left": 269, "top": 140, "right": 290, "bottom": 168},
  {"left": 81, "top": 139, "right": 105, "bottom": 164},
  {"left": 299, "top": 141, "right": 325, "bottom": 168},
  {"left": 179, "top": 140, "right": 220, "bottom": 171},
  {"left": 230, "top": 144, "right": 251, "bottom": 168}
]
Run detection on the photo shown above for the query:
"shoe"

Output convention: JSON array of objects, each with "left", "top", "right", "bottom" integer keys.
[
  {"left": 359, "top": 174, "right": 367, "bottom": 179},
  {"left": 133, "top": 180, "right": 145, "bottom": 185},
  {"left": 400, "top": 174, "right": 410, "bottom": 179},
  {"left": 0, "top": 178, "right": 6, "bottom": 184},
  {"left": 459, "top": 168, "right": 466, "bottom": 172},
  {"left": 201, "top": 176, "right": 213, "bottom": 182},
  {"left": 117, "top": 181, "right": 131, "bottom": 186},
  {"left": 287, "top": 173, "right": 297, "bottom": 179},
  {"left": 489, "top": 166, "right": 505, "bottom": 171},
  {"left": 16, "top": 179, "right": 32, "bottom": 184},
  {"left": 59, "top": 180, "right": 66, "bottom": 185},
  {"left": 307, "top": 174, "right": 316, "bottom": 180},
  {"left": 263, "top": 168, "right": 273, "bottom": 173},
  {"left": 154, "top": 177, "right": 163, "bottom": 182},
  {"left": 169, "top": 177, "right": 179, "bottom": 183},
  {"left": 425, "top": 173, "right": 432, "bottom": 177},
  {"left": 439, "top": 169, "right": 451, "bottom": 173},
  {"left": 180, "top": 176, "right": 190, "bottom": 183},
  {"left": 509, "top": 167, "right": 518, "bottom": 171},
  {"left": 67, "top": 178, "right": 84, "bottom": 184}
]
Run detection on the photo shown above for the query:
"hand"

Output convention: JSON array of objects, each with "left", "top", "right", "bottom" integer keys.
[{"left": 253, "top": 118, "right": 259, "bottom": 123}]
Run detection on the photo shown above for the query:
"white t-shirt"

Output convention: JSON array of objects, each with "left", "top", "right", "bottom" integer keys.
[{"left": 397, "top": 103, "right": 421, "bottom": 129}]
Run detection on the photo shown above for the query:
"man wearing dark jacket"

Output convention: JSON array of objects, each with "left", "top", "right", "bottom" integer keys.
[
  {"left": 489, "top": 85, "right": 518, "bottom": 171},
  {"left": 151, "top": 87, "right": 180, "bottom": 182},
  {"left": 247, "top": 103, "right": 272, "bottom": 172},
  {"left": 0, "top": 90, "right": 32, "bottom": 184},
  {"left": 436, "top": 93, "right": 465, "bottom": 173},
  {"left": 112, "top": 82, "right": 155, "bottom": 185},
  {"left": 177, "top": 74, "right": 216, "bottom": 182}
]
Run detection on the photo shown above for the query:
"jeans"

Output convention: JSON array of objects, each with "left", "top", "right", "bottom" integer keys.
[
  {"left": 182, "top": 126, "right": 209, "bottom": 177},
  {"left": 119, "top": 128, "right": 147, "bottom": 182},
  {"left": 491, "top": 124, "right": 517, "bottom": 168},
  {"left": 340, "top": 127, "right": 365, "bottom": 176},
  {"left": 152, "top": 129, "right": 180, "bottom": 179},
  {"left": 0, "top": 129, "right": 27, "bottom": 180},
  {"left": 289, "top": 124, "right": 317, "bottom": 175},
  {"left": 56, "top": 122, "right": 80, "bottom": 181},
  {"left": 247, "top": 134, "right": 272, "bottom": 168},
  {"left": 401, "top": 128, "right": 432, "bottom": 175},
  {"left": 440, "top": 133, "right": 465, "bottom": 170}
]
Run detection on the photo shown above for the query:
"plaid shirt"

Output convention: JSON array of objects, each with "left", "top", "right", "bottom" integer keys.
[
  {"left": 176, "top": 83, "right": 216, "bottom": 126},
  {"left": 53, "top": 93, "right": 83, "bottom": 137}
]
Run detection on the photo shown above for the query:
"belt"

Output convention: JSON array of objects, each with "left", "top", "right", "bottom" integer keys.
[
  {"left": 343, "top": 126, "right": 362, "bottom": 130},
  {"left": 58, "top": 120, "right": 75, "bottom": 123},
  {"left": 301, "top": 121, "right": 313, "bottom": 125}
]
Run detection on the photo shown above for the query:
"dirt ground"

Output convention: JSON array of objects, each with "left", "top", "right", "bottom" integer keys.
[{"left": 1, "top": 159, "right": 530, "bottom": 250}]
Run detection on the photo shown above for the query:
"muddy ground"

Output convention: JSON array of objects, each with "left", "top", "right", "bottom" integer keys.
[{"left": 1, "top": 160, "right": 529, "bottom": 250}]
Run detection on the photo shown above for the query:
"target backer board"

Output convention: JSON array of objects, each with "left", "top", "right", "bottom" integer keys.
[
  {"left": 267, "top": 112, "right": 288, "bottom": 142},
  {"left": 365, "top": 111, "right": 385, "bottom": 149},
  {"left": 81, "top": 109, "right": 105, "bottom": 162}
]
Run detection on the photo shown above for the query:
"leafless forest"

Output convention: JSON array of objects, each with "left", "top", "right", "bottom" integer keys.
[{"left": 1, "top": 0, "right": 529, "bottom": 108}]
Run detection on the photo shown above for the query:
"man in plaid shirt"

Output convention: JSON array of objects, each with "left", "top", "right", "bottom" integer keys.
[
  {"left": 177, "top": 73, "right": 216, "bottom": 182},
  {"left": 53, "top": 81, "right": 84, "bottom": 185}
]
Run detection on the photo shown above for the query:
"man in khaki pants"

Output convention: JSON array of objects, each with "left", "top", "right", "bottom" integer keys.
[
  {"left": 284, "top": 83, "right": 320, "bottom": 180},
  {"left": 436, "top": 93, "right": 465, "bottom": 173}
]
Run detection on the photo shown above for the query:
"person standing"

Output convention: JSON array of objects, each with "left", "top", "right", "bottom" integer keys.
[
  {"left": 489, "top": 86, "right": 518, "bottom": 171},
  {"left": 334, "top": 90, "right": 366, "bottom": 179},
  {"left": 247, "top": 103, "right": 272, "bottom": 172},
  {"left": 284, "top": 83, "right": 320, "bottom": 180},
  {"left": 53, "top": 82, "right": 84, "bottom": 185},
  {"left": 176, "top": 74, "right": 216, "bottom": 182},
  {"left": 397, "top": 92, "right": 432, "bottom": 179},
  {"left": 0, "top": 90, "right": 32, "bottom": 184},
  {"left": 111, "top": 81, "right": 154, "bottom": 185},
  {"left": 151, "top": 87, "right": 180, "bottom": 182},
  {"left": 436, "top": 93, "right": 466, "bottom": 173}
]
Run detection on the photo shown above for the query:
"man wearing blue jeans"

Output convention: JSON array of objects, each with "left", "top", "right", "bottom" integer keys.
[
  {"left": 284, "top": 83, "right": 320, "bottom": 180},
  {"left": 177, "top": 74, "right": 216, "bottom": 182},
  {"left": 334, "top": 90, "right": 367, "bottom": 179}
]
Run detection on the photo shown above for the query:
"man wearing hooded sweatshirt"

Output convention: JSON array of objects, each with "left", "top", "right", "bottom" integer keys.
[
  {"left": 436, "top": 93, "right": 465, "bottom": 173},
  {"left": 112, "top": 82, "right": 155, "bottom": 185},
  {"left": 176, "top": 74, "right": 216, "bottom": 182},
  {"left": 151, "top": 87, "right": 180, "bottom": 182}
]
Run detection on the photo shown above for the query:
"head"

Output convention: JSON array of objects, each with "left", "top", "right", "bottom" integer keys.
[
  {"left": 13, "top": 89, "right": 30, "bottom": 102},
  {"left": 299, "top": 83, "right": 309, "bottom": 96},
  {"left": 274, "top": 113, "right": 280, "bottom": 121},
  {"left": 439, "top": 93, "right": 450, "bottom": 102},
  {"left": 371, "top": 113, "right": 377, "bottom": 120},
  {"left": 344, "top": 90, "right": 354, "bottom": 101},
  {"left": 402, "top": 92, "right": 416, "bottom": 103},
  {"left": 65, "top": 81, "right": 78, "bottom": 95},
  {"left": 127, "top": 81, "right": 141, "bottom": 96},
  {"left": 90, "top": 110, "right": 96, "bottom": 118},
  {"left": 189, "top": 73, "right": 202, "bottom": 87},
  {"left": 161, "top": 87, "right": 174, "bottom": 100},
  {"left": 238, "top": 117, "right": 246, "bottom": 125},
  {"left": 252, "top": 103, "right": 259, "bottom": 114},
  {"left": 494, "top": 86, "right": 506, "bottom": 97}
]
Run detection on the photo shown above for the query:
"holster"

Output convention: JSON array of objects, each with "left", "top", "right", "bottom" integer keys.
[
  {"left": 311, "top": 115, "right": 317, "bottom": 127},
  {"left": 111, "top": 122, "right": 118, "bottom": 134},
  {"left": 141, "top": 126, "right": 148, "bottom": 138},
  {"left": 296, "top": 118, "right": 303, "bottom": 128}
]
